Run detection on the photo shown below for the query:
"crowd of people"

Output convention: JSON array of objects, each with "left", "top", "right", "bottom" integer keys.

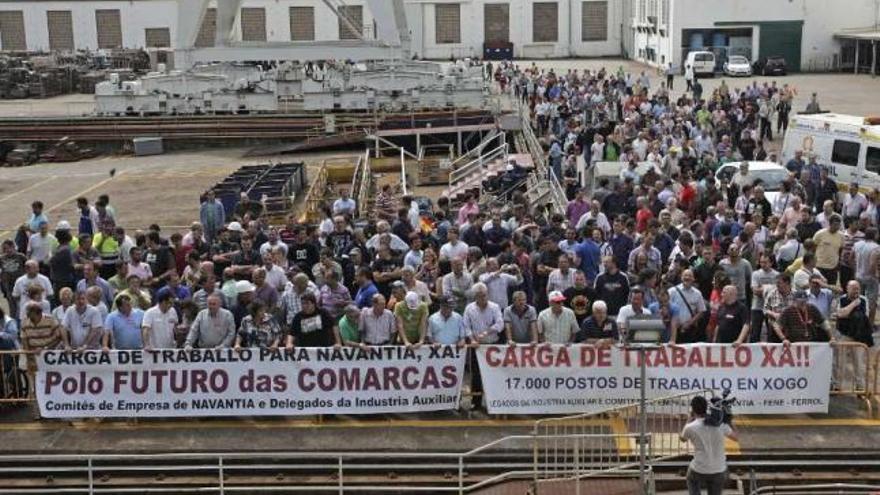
[{"left": 0, "top": 61, "right": 876, "bottom": 407}]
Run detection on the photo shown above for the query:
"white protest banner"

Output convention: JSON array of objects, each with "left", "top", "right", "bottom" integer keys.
[
  {"left": 476, "top": 343, "right": 831, "bottom": 415},
  {"left": 36, "top": 346, "right": 466, "bottom": 418}
]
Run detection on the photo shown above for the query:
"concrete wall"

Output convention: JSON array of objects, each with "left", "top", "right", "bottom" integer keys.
[
  {"left": 630, "top": 0, "right": 880, "bottom": 71},
  {"left": 413, "top": 0, "right": 621, "bottom": 59},
  {"left": 2, "top": 1, "right": 178, "bottom": 51},
  {"left": 0, "top": 0, "right": 620, "bottom": 59}
]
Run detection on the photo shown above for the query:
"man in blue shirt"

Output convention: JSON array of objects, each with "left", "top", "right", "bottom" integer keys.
[
  {"left": 104, "top": 294, "right": 145, "bottom": 350},
  {"left": 573, "top": 226, "right": 601, "bottom": 284},
  {"left": 354, "top": 267, "right": 379, "bottom": 308},
  {"left": 786, "top": 149, "right": 806, "bottom": 177},
  {"left": 27, "top": 201, "right": 48, "bottom": 233},
  {"left": 427, "top": 297, "right": 465, "bottom": 346}
]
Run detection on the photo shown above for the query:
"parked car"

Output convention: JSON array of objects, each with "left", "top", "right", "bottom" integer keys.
[
  {"left": 723, "top": 55, "right": 753, "bottom": 76},
  {"left": 753, "top": 56, "right": 788, "bottom": 76},
  {"left": 684, "top": 51, "right": 716, "bottom": 77},
  {"left": 715, "top": 161, "right": 789, "bottom": 205}
]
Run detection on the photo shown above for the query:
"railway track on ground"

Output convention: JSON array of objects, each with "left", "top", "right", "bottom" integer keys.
[
  {"left": 0, "top": 451, "right": 877, "bottom": 494},
  {"left": 0, "top": 110, "right": 497, "bottom": 142}
]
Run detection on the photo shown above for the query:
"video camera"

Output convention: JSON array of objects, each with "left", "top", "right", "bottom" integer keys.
[{"left": 704, "top": 389, "right": 735, "bottom": 427}]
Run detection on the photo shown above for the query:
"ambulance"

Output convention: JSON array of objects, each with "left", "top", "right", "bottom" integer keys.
[{"left": 782, "top": 113, "right": 880, "bottom": 190}]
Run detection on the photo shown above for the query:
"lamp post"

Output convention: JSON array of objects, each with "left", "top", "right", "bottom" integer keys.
[{"left": 624, "top": 316, "right": 665, "bottom": 495}]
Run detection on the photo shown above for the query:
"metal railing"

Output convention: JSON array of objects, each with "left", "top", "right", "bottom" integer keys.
[
  {"left": 447, "top": 142, "right": 508, "bottom": 189},
  {"left": 516, "top": 101, "right": 568, "bottom": 218},
  {"left": 532, "top": 388, "right": 708, "bottom": 486},
  {"left": 750, "top": 483, "right": 880, "bottom": 495},
  {"left": 445, "top": 130, "right": 502, "bottom": 171},
  {"left": 831, "top": 341, "right": 874, "bottom": 416},
  {"left": 354, "top": 148, "right": 372, "bottom": 219},
  {"left": 0, "top": 433, "right": 638, "bottom": 494},
  {"left": 400, "top": 146, "right": 409, "bottom": 196},
  {"left": 0, "top": 349, "right": 30, "bottom": 406}
]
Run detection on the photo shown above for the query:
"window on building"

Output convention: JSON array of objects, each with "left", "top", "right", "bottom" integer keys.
[
  {"left": 484, "top": 3, "right": 510, "bottom": 43},
  {"left": 144, "top": 28, "right": 171, "bottom": 48},
  {"left": 533, "top": 2, "right": 558, "bottom": 43},
  {"left": 832, "top": 140, "right": 861, "bottom": 167},
  {"left": 338, "top": 5, "right": 363, "bottom": 40},
  {"left": 581, "top": 2, "right": 607, "bottom": 42},
  {"left": 661, "top": 0, "right": 669, "bottom": 25},
  {"left": 435, "top": 4, "right": 461, "bottom": 44},
  {"left": 195, "top": 8, "right": 216, "bottom": 47},
  {"left": 95, "top": 9, "right": 123, "bottom": 49},
  {"left": 47, "top": 11, "right": 74, "bottom": 51},
  {"left": 289, "top": 6, "right": 315, "bottom": 41},
  {"left": 638, "top": 0, "right": 646, "bottom": 21},
  {"left": 240, "top": 7, "right": 266, "bottom": 42},
  {"left": 866, "top": 147, "right": 880, "bottom": 174}
]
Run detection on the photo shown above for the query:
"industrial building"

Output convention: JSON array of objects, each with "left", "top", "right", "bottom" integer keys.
[
  {"left": 628, "top": 0, "right": 880, "bottom": 73},
  {"left": 0, "top": 0, "right": 877, "bottom": 71},
  {"left": 0, "top": 0, "right": 623, "bottom": 62}
]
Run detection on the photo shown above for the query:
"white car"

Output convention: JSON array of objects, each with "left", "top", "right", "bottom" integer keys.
[
  {"left": 723, "top": 56, "right": 753, "bottom": 77},
  {"left": 715, "top": 161, "right": 790, "bottom": 206}
]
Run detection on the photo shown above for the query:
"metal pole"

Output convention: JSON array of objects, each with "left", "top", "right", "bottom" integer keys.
[
  {"left": 338, "top": 457, "right": 344, "bottom": 495},
  {"left": 87, "top": 458, "right": 94, "bottom": 495},
  {"left": 458, "top": 456, "right": 464, "bottom": 495},
  {"left": 855, "top": 41, "right": 860, "bottom": 74},
  {"left": 872, "top": 41, "right": 877, "bottom": 78},
  {"left": 218, "top": 456, "right": 225, "bottom": 495},
  {"left": 575, "top": 437, "right": 581, "bottom": 495},
  {"left": 639, "top": 347, "right": 648, "bottom": 495}
]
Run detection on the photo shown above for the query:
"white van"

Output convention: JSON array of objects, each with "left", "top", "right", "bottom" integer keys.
[
  {"left": 782, "top": 113, "right": 880, "bottom": 190},
  {"left": 684, "top": 51, "right": 716, "bottom": 77}
]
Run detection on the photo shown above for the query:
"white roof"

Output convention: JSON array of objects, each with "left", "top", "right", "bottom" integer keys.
[
  {"left": 720, "top": 161, "right": 784, "bottom": 171},
  {"left": 793, "top": 113, "right": 880, "bottom": 132}
]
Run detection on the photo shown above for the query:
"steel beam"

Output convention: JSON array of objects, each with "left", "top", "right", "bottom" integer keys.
[{"left": 176, "top": 43, "right": 403, "bottom": 68}]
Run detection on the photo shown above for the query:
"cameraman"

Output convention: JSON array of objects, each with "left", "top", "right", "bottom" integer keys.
[{"left": 679, "top": 396, "right": 737, "bottom": 495}]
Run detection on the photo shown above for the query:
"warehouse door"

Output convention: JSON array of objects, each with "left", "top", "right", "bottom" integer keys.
[
  {"left": 95, "top": 9, "right": 123, "bottom": 49},
  {"left": 484, "top": 3, "right": 510, "bottom": 43},
  {"left": 47, "top": 11, "right": 74, "bottom": 51},
  {"left": 338, "top": 5, "right": 363, "bottom": 40},
  {"left": 195, "top": 8, "right": 216, "bottom": 47},
  {"left": 759, "top": 21, "right": 802, "bottom": 72},
  {"left": 0, "top": 11, "right": 26, "bottom": 51},
  {"left": 240, "top": 7, "right": 266, "bottom": 42}
]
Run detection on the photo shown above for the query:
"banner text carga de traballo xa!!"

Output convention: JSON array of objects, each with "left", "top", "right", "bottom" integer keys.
[
  {"left": 36, "top": 346, "right": 465, "bottom": 418},
  {"left": 477, "top": 343, "right": 831, "bottom": 415}
]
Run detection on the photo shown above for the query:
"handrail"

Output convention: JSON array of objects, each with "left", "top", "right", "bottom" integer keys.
[
  {"left": 349, "top": 153, "right": 363, "bottom": 200},
  {"left": 750, "top": 483, "right": 880, "bottom": 495},
  {"left": 0, "top": 433, "right": 640, "bottom": 494},
  {"left": 357, "top": 148, "right": 372, "bottom": 219},
  {"left": 446, "top": 130, "right": 501, "bottom": 170},
  {"left": 400, "top": 146, "right": 408, "bottom": 196},
  {"left": 448, "top": 142, "right": 508, "bottom": 186}
]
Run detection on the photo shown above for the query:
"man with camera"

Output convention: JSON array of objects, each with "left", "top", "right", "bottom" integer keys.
[{"left": 680, "top": 395, "right": 737, "bottom": 495}]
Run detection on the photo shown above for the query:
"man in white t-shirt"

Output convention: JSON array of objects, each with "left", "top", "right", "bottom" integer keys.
[
  {"left": 141, "top": 292, "right": 179, "bottom": 349},
  {"left": 680, "top": 396, "right": 737, "bottom": 495}
]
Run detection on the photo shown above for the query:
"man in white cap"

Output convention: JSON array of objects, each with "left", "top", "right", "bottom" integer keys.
[
  {"left": 232, "top": 280, "right": 256, "bottom": 328},
  {"left": 394, "top": 291, "right": 428, "bottom": 347},
  {"left": 538, "top": 291, "right": 578, "bottom": 344}
]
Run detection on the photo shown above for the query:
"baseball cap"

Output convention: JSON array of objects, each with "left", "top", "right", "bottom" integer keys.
[
  {"left": 56, "top": 220, "right": 71, "bottom": 231},
  {"left": 227, "top": 221, "right": 244, "bottom": 232},
  {"left": 405, "top": 291, "right": 420, "bottom": 310},
  {"left": 549, "top": 291, "right": 566, "bottom": 303},
  {"left": 235, "top": 280, "right": 256, "bottom": 294}
]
